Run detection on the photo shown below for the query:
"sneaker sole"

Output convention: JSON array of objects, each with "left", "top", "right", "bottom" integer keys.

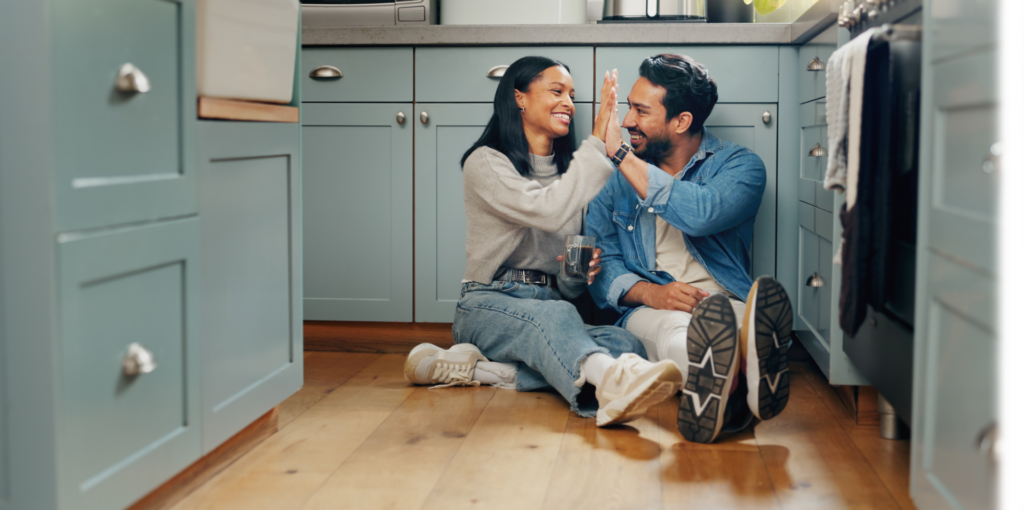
[
  {"left": 596, "top": 361, "right": 682, "bottom": 427},
  {"left": 677, "top": 294, "right": 739, "bottom": 444},
  {"left": 403, "top": 343, "right": 486, "bottom": 384},
  {"left": 743, "top": 277, "right": 792, "bottom": 421}
]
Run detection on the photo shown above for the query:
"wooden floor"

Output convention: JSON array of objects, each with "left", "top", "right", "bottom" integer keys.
[{"left": 171, "top": 352, "right": 916, "bottom": 510}]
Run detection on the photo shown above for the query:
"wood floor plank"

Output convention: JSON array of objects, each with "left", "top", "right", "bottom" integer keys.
[
  {"left": 300, "top": 385, "right": 497, "bottom": 510},
  {"left": 655, "top": 398, "right": 781, "bottom": 510},
  {"left": 799, "top": 365, "right": 916, "bottom": 510},
  {"left": 420, "top": 389, "right": 571, "bottom": 510},
  {"left": 169, "top": 355, "right": 413, "bottom": 510},
  {"left": 753, "top": 364, "right": 902, "bottom": 510},
  {"left": 278, "top": 352, "right": 381, "bottom": 428},
  {"left": 541, "top": 406, "right": 663, "bottom": 510}
]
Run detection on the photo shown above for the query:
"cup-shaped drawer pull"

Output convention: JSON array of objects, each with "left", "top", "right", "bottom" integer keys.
[
  {"left": 122, "top": 342, "right": 157, "bottom": 377},
  {"left": 978, "top": 140, "right": 1011, "bottom": 176},
  {"left": 806, "top": 272, "right": 825, "bottom": 287},
  {"left": 976, "top": 422, "right": 999, "bottom": 462},
  {"left": 807, "top": 57, "right": 826, "bottom": 71},
  {"left": 115, "top": 63, "right": 151, "bottom": 94},
  {"left": 486, "top": 65, "right": 509, "bottom": 79},
  {"left": 309, "top": 65, "right": 343, "bottom": 80},
  {"left": 809, "top": 143, "right": 827, "bottom": 157}
]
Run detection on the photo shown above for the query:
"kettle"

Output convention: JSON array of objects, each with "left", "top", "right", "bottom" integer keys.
[{"left": 603, "top": 0, "right": 707, "bottom": 21}]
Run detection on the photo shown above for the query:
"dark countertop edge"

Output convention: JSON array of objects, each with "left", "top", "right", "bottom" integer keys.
[{"left": 302, "top": 19, "right": 836, "bottom": 47}]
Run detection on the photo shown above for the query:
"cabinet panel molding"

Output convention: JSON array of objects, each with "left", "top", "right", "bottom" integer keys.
[{"left": 198, "top": 121, "right": 303, "bottom": 452}]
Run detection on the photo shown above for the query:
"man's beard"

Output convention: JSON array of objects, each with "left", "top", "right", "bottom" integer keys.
[{"left": 632, "top": 131, "right": 672, "bottom": 164}]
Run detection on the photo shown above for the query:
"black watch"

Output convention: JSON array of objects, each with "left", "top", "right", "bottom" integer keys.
[{"left": 610, "top": 141, "right": 633, "bottom": 166}]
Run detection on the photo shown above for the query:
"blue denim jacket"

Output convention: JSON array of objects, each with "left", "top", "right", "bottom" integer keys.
[{"left": 585, "top": 128, "right": 766, "bottom": 326}]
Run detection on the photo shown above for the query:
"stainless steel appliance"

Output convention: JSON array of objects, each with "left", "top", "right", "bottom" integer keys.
[
  {"left": 602, "top": 0, "right": 707, "bottom": 22},
  {"left": 302, "top": 0, "right": 437, "bottom": 27}
]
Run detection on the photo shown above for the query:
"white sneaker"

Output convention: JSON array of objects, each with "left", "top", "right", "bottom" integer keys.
[
  {"left": 404, "top": 343, "right": 489, "bottom": 389},
  {"left": 595, "top": 353, "right": 682, "bottom": 427}
]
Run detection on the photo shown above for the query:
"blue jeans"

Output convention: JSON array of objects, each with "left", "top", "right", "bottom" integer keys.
[{"left": 453, "top": 281, "right": 648, "bottom": 417}]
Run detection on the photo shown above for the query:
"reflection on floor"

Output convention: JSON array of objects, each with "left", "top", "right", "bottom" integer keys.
[{"left": 171, "top": 352, "right": 916, "bottom": 510}]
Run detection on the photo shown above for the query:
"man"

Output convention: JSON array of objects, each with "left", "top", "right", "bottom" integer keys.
[{"left": 587, "top": 54, "right": 793, "bottom": 444}]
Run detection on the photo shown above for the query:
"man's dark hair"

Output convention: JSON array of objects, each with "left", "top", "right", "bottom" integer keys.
[{"left": 638, "top": 54, "right": 718, "bottom": 134}]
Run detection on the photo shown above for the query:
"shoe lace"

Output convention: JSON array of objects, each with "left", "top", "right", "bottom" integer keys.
[
  {"left": 429, "top": 362, "right": 481, "bottom": 389},
  {"left": 607, "top": 354, "right": 645, "bottom": 388}
]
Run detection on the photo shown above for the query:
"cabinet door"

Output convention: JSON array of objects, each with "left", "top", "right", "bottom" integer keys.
[
  {"left": 927, "top": 54, "right": 997, "bottom": 274},
  {"left": 302, "top": 103, "right": 413, "bottom": 322},
  {"left": 928, "top": 0, "right": 995, "bottom": 62},
  {"left": 57, "top": 217, "right": 201, "bottom": 510},
  {"left": 198, "top": 121, "right": 303, "bottom": 451},
  {"left": 705, "top": 104, "right": 778, "bottom": 280},
  {"left": 914, "top": 255, "right": 995, "bottom": 510},
  {"left": 414, "top": 103, "right": 594, "bottom": 323},
  {"left": 52, "top": 0, "right": 197, "bottom": 232}
]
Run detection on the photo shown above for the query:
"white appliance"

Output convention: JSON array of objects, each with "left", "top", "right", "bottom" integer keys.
[
  {"left": 197, "top": 0, "right": 300, "bottom": 104},
  {"left": 441, "top": 0, "right": 587, "bottom": 24}
]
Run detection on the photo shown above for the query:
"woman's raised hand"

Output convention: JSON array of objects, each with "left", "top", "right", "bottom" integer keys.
[
  {"left": 604, "top": 90, "right": 624, "bottom": 159},
  {"left": 592, "top": 69, "right": 618, "bottom": 141}
]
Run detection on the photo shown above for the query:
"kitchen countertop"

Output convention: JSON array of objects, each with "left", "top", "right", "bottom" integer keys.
[{"left": 303, "top": 2, "right": 838, "bottom": 46}]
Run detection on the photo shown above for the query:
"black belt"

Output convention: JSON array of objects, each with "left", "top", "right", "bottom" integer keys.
[{"left": 494, "top": 267, "right": 550, "bottom": 286}]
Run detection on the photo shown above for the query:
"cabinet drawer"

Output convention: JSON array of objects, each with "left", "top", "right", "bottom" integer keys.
[
  {"left": 928, "top": 53, "right": 996, "bottom": 274},
  {"left": 799, "top": 43, "right": 833, "bottom": 103},
  {"left": 416, "top": 47, "right": 594, "bottom": 103},
  {"left": 814, "top": 207, "right": 833, "bottom": 240},
  {"left": 797, "top": 226, "right": 819, "bottom": 332},
  {"left": 799, "top": 202, "right": 815, "bottom": 231},
  {"left": 302, "top": 47, "right": 413, "bottom": 102},
  {"left": 799, "top": 178, "right": 816, "bottom": 205},
  {"left": 57, "top": 217, "right": 200, "bottom": 510},
  {"left": 596, "top": 46, "right": 778, "bottom": 103},
  {"left": 53, "top": 0, "right": 196, "bottom": 232}
]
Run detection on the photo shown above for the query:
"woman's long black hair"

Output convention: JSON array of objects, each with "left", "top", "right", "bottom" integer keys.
[{"left": 460, "top": 56, "right": 578, "bottom": 176}]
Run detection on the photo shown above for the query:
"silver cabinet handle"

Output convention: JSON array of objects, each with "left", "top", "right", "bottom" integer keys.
[
  {"left": 976, "top": 422, "right": 999, "bottom": 462},
  {"left": 809, "top": 143, "right": 827, "bottom": 157},
  {"left": 486, "top": 65, "right": 508, "bottom": 79},
  {"left": 762, "top": 111, "right": 772, "bottom": 125},
  {"left": 397, "top": 112, "right": 406, "bottom": 124},
  {"left": 122, "top": 343, "right": 157, "bottom": 377},
  {"left": 420, "top": 111, "right": 429, "bottom": 124},
  {"left": 115, "top": 63, "right": 151, "bottom": 94},
  {"left": 806, "top": 272, "right": 825, "bottom": 288},
  {"left": 983, "top": 140, "right": 1015, "bottom": 176},
  {"left": 309, "top": 65, "right": 342, "bottom": 80},
  {"left": 808, "top": 57, "right": 826, "bottom": 71}
]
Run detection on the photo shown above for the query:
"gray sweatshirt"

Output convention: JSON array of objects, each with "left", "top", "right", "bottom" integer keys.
[{"left": 461, "top": 135, "right": 614, "bottom": 297}]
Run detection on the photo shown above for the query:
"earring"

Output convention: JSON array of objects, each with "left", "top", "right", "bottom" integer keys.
[{"left": 520, "top": 107, "right": 525, "bottom": 113}]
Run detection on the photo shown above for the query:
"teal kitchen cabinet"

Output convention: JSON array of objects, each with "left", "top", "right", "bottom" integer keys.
[
  {"left": 302, "top": 47, "right": 413, "bottom": 103},
  {"left": 928, "top": 0, "right": 994, "bottom": 63},
  {"left": 52, "top": 0, "right": 197, "bottom": 233},
  {"left": 56, "top": 219, "right": 202, "bottom": 510},
  {"left": 414, "top": 103, "right": 594, "bottom": 323},
  {"left": 416, "top": 47, "right": 595, "bottom": 103},
  {"left": 595, "top": 46, "right": 779, "bottom": 103},
  {"left": 798, "top": 42, "right": 834, "bottom": 104},
  {"left": 910, "top": 44, "right": 998, "bottom": 510},
  {"left": 302, "top": 103, "right": 414, "bottom": 322},
  {"left": 198, "top": 121, "right": 304, "bottom": 451}
]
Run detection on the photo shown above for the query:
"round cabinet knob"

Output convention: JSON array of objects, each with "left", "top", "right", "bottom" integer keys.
[
  {"left": 397, "top": 111, "right": 406, "bottom": 125},
  {"left": 115, "top": 63, "right": 151, "bottom": 94},
  {"left": 762, "top": 111, "right": 772, "bottom": 125},
  {"left": 309, "top": 65, "right": 343, "bottom": 80},
  {"left": 976, "top": 422, "right": 1000, "bottom": 462},
  {"left": 486, "top": 65, "right": 509, "bottom": 78},
  {"left": 420, "top": 111, "right": 429, "bottom": 124},
  {"left": 806, "top": 272, "right": 826, "bottom": 288},
  {"left": 807, "top": 57, "right": 826, "bottom": 71},
  {"left": 122, "top": 343, "right": 157, "bottom": 377},
  {"left": 983, "top": 140, "right": 1015, "bottom": 176}
]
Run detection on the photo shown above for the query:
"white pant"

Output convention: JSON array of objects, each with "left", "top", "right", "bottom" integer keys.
[{"left": 624, "top": 297, "right": 747, "bottom": 370}]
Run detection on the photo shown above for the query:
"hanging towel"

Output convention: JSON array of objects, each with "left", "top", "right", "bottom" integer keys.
[{"left": 824, "top": 29, "right": 878, "bottom": 209}]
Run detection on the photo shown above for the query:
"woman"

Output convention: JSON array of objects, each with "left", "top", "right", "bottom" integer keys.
[{"left": 404, "top": 56, "right": 682, "bottom": 427}]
